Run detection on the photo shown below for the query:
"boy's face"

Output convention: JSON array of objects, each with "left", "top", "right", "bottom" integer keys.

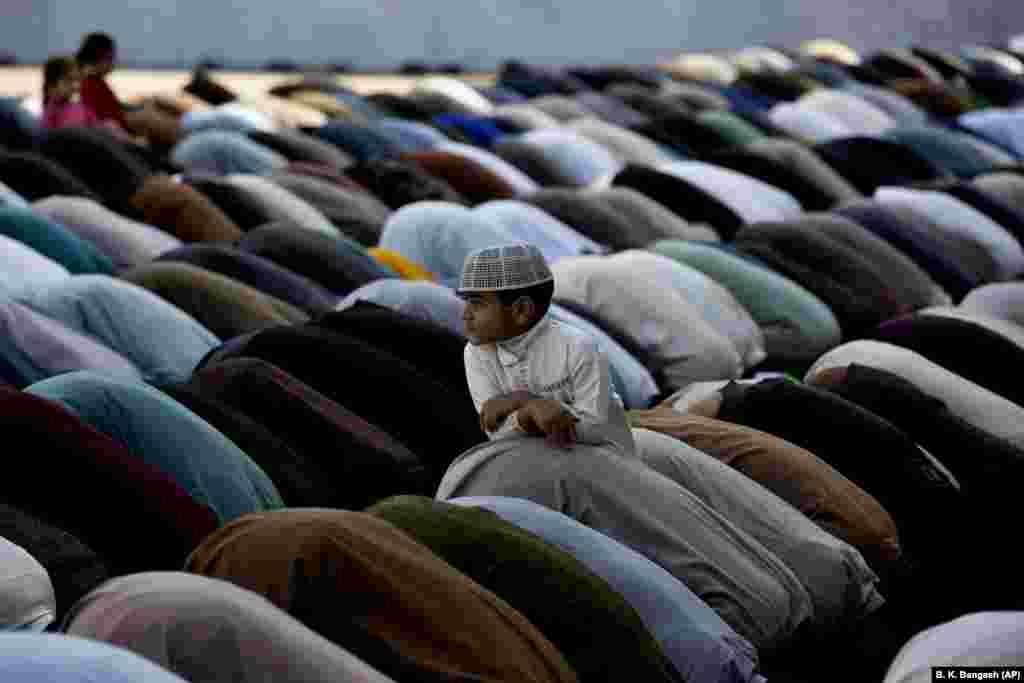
[{"left": 461, "top": 292, "right": 527, "bottom": 346}]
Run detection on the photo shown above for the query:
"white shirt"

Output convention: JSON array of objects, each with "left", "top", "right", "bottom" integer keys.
[{"left": 464, "top": 316, "right": 635, "bottom": 455}]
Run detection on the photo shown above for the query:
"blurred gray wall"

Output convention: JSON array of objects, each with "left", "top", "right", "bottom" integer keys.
[{"left": 4, "top": 0, "right": 1023, "bottom": 68}]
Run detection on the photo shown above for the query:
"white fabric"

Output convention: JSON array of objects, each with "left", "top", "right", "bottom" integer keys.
[
  {"left": 962, "top": 45, "right": 1024, "bottom": 75},
  {"left": 519, "top": 128, "right": 624, "bottom": 186},
  {"left": 436, "top": 436, "right": 813, "bottom": 650},
  {"left": 552, "top": 255, "right": 743, "bottom": 389},
  {"left": 960, "top": 283, "right": 1024, "bottom": 328},
  {"left": 224, "top": 174, "right": 340, "bottom": 237},
  {"left": 731, "top": 47, "right": 795, "bottom": 73},
  {"left": 474, "top": 200, "right": 605, "bottom": 264},
  {"left": 568, "top": 118, "right": 676, "bottom": 166},
  {"left": 0, "top": 234, "right": 71, "bottom": 297},
  {"left": 337, "top": 279, "right": 466, "bottom": 336},
  {"left": 0, "top": 181, "right": 28, "bottom": 209},
  {"left": 800, "top": 39, "right": 861, "bottom": 66},
  {"left": 464, "top": 316, "right": 635, "bottom": 455},
  {"left": 668, "top": 55, "right": 739, "bottom": 85},
  {"left": 0, "top": 537, "right": 55, "bottom": 632},
  {"left": 437, "top": 142, "right": 540, "bottom": 195},
  {"left": 768, "top": 103, "right": 852, "bottom": 143},
  {"left": 492, "top": 104, "right": 562, "bottom": 130},
  {"left": 884, "top": 612, "right": 1024, "bottom": 683},
  {"left": 875, "top": 187, "right": 1024, "bottom": 280},
  {"left": 806, "top": 340, "right": 1024, "bottom": 450},
  {"left": 958, "top": 109, "right": 1024, "bottom": 158},
  {"left": 413, "top": 76, "right": 495, "bottom": 115},
  {"left": 608, "top": 250, "right": 766, "bottom": 368},
  {"left": 632, "top": 429, "right": 884, "bottom": 629},
  {"left": 458, "top": 241, "right": 553, "bottom": 292},
  {"left": 657, "top": 161, "right": 804, "bottom": 224},
  {"left": 18, "top": 95, "right": 43, "bottom": 118},
  {"left": 796, "top": 89, "right": 896, "bottom": 136}
]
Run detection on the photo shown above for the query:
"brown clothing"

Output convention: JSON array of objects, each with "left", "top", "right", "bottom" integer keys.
[
  {"left": 127, "top": 174, "right": 243, "bottom": 243},
  {"left": 186, "top": 508, "right": 579, "bottom": 683}
]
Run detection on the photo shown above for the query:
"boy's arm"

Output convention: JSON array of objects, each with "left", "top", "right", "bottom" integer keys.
[
  {"left": 561, "top": 341, "right": 616, "bottom": 446},
  {"left": 465, "top": 346, "right": 536, "bottom": 439}
]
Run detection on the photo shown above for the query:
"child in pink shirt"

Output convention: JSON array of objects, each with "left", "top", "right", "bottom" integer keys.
[{"left": 41, "top": 56, "right": 103, "bottom": 129}]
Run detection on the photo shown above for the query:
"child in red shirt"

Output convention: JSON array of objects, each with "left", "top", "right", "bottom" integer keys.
[{"left": 75, "top": 32, "right": 132, "bottom": 130}]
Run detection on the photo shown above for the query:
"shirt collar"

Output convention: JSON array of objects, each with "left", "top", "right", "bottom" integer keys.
[{"left": 495, "top": 316, "right": 551, "bottom": 366}]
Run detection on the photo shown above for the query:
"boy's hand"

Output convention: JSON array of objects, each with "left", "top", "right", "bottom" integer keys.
[
  {"left": 480, "top": 391, "right": 534, "bottom": 433},
  {"left": 519, "top": 399, "right": 578, "bottom": 448}
]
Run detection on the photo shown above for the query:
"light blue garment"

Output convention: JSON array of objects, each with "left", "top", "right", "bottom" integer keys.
[
  {"left": 548, "top": 303, "right": 659, "bottom": 409},
  {"left": 171, "top": 130, "right": 288, "bottom": 176},
  {"left": 375, "top": 118, "right": 449, "bottom": 150},
  {"left": 378, "top": 201, "right": 518, "bottom": 287},
  {"left": 0, "top": 180, "right": 28, "bottom": 209},
  {"left": 882, "top": 126, "right": 1001, "bottom": 179},
  {"left": 0, "top": 297, "right": 143, "bottom": 388},
  {"left": 451, "top": 496, "right": 765, "bottom": 683},
  {"left": 474, "top": 200, "right": 604, "bottom": 263},
  {"left": 0, "top": 633, "right": 191, "bottom": 682},
  {"left": 0, "top": 234, "right": 70, "bottom": 297},
  {"left": 649, "top": 240, "right": 841, "bottom": 360},
  {"left": 336, "top": 279, "right": 468, "bottom": 337},
  {"left": 837, "top": 82, "right": 929, "bottom": 127},
  {"left": 958, "top": 109, "right": 1024, "bottom": 158},
  {"left": 611, "top": 250, "right": 766, "bottom": 369},
  {"left": 181, "top": 105, "right": 274, "bottom": 134},
  {"left": 337, "top": 278, "right": 659, "bottom": 408},
  {"left": 657, "top": 161, "right": 804, "bottom": 224},
  {"left": 436, "top": 141, "right": 540, "bottom": 195},
  {"left": 15, "top": 275, "right": 220, "bottom": 385},
  {"left": 26, "top": 372, "right": 284, "bottom": 523},
  {"left": 518, "top": 128, "right": 624, "bottom": 186},
  {"left": 0, "top": 208, "right": 114, "bottom": 275},
  {"left": 32, "top": 196, "right": 183, "bottom": 270},
  {"left": 874, "top": 187, "right": 1024, "bottom": 280}
]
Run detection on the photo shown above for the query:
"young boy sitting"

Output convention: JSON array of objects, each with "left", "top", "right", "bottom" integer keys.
[{"left": 459, "top": 242, "right": 635, "bottom": 455}]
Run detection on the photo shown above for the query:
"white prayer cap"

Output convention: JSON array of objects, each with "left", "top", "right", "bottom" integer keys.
[
  {"left": 0, "top": 537, "right": 56, "bottom": 632},
  {"left": 457, "top": 242, "right": 553, "bottom": 294}
]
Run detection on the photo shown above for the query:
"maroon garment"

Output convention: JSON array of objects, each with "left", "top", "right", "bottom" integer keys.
[
  {"left": 0, "top": 387, "right": 219, "bottom": 573},
  {"left": 189, "top": 357, "right": 433, "bottom": 507},
  {"left": 79, "top": 76, "right": 128, "bottom": 128},
  {"left": 403, "top": 150, "right": 518, "bottom": 204},
  {"left": 286, "top": 161, "right": 372, "bottom": 195}
]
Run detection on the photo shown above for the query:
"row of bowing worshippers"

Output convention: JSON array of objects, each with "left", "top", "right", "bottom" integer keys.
[{"left": 3, "top": 33, "right": 1024, "bottom": 683}]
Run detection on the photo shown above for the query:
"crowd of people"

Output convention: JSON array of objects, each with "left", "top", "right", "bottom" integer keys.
[{"left": 0, "top": 28, "right": 1023, "bottom": 682}]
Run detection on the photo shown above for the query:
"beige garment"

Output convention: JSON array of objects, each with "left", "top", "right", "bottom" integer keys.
[
  {"left": 238, "top": 95, "right": 328, "bottom": 129},
  {"left": 289, "top": 91, "right": 368, "bottom": 123}
]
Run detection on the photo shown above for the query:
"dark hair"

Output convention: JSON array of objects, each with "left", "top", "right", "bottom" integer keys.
[
  {"left": 42, "top": 56, "right": 77, "bottom": 102},
  {"left": 496, "top": 280, "right": 555, "bottom": 321},
  {"left": 76, "top": 32, "right": 116, "bottom": 65}
]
